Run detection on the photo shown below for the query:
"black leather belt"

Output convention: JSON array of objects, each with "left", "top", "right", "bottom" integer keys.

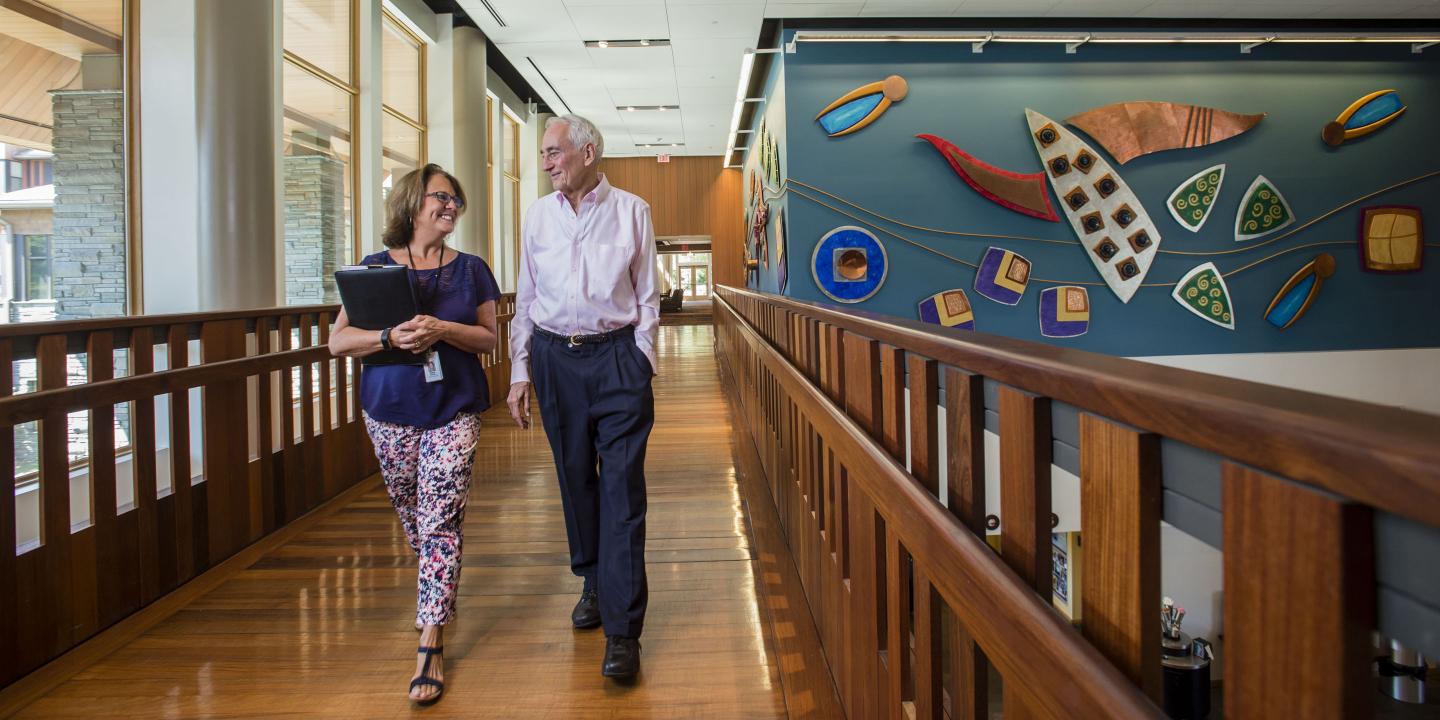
[{"left": 534, "top": 324, "right": 634, "bottom": 347}]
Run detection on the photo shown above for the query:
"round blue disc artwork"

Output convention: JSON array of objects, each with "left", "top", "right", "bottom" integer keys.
[{"left": 810, "top": 226, "right": 888, "bottom": 303}]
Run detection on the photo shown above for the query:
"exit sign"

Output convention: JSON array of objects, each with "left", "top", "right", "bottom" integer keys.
[{"left": 657, "top": 153, "right": 671, "bottom": 163}]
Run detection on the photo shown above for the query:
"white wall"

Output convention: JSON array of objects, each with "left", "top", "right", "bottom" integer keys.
[{"left": 1134, "top": 347, "right": 1440, "bottom": 416}]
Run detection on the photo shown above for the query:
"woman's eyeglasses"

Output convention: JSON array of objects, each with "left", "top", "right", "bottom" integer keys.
[{"left": 425, "top": 191, "right": 465, "bottom": 209}]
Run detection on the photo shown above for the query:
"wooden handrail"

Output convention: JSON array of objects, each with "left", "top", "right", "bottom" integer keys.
[
  {"left": 715, "top": 290, "right": 1160, "bottom": 718},
  {"left": 716, "top": 286, "right": 1440, "bottom": 527},
  {"left": 715, "top": 284, "right": 1429, "bottom": 720},
  {"left": 0, "top": 347, "right": 328, "bottom": 426},
  {"left": 0, "top": 295, "right": 515, "bottom": 691}
]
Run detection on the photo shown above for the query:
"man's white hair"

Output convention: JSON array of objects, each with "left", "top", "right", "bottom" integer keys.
[{"left": 546, "top": 114, "right": 605, "bottom": 160}]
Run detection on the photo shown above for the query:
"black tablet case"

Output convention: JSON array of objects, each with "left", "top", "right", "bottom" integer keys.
[{"left": 334, "top": 265, "right": 424, "bottom": 366}]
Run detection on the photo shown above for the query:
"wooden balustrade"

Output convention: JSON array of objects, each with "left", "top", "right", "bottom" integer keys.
[
  {"left": 0, "top": 295, "right": 514, "bottom": 688},
  {"left": 712, "top": 285, "right": 1440, "bottom": 720}
]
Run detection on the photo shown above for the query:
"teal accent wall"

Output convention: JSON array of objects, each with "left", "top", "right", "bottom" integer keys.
[{"left": 770, "top": 27, "right": 1440, "bottom": 355}]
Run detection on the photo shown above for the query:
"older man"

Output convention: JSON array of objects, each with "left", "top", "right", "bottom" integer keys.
[{"left": 507, "top": 114, "right": 658, "bottom": 680}]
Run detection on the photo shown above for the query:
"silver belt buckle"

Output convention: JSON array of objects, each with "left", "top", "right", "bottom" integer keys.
[{"left": 568, "top": 333, "right": 582, "bottom": 348}]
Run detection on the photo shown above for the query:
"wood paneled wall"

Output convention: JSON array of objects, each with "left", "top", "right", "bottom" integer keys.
[{"left": 597, "top": 156, "right": 744, "bottom": 288}]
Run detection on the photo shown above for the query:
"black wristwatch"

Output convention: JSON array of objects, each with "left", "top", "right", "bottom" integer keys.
[{"left": 379, "top": 327, "right": 393, "bottom": 351}]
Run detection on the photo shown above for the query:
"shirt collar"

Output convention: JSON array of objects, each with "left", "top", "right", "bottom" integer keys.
[{"left": 553, "top": 173, "right": 611, "bottom": 208}]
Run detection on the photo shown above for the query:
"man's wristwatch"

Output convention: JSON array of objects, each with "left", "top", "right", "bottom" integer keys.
[{"left": 379, "top": 327, "right": 393, "bottom": 351}]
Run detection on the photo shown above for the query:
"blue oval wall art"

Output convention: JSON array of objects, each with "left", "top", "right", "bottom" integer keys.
[
  {"left": 815, "top": 75, "right": 908, "bottom": 137},
  {"left": 1322, "top": 89, "right": 1406, "bottom": 146}
]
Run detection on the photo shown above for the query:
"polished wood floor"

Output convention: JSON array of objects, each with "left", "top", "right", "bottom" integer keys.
[{"left": 8, "top": 324, "right": 834, "bottom": 719}]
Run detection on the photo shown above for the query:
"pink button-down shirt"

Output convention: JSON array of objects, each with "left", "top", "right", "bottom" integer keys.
[{"left": 510, "top": 174, "right": 660, "bottom": 384}]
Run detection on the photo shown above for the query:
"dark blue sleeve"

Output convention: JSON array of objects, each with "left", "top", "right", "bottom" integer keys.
[{"left": 472, "top": 256, "right": 502, "bottom": 304}]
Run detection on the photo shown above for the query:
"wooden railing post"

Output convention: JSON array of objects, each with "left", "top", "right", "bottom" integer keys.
[
  {"left": 129, "top": 327, "right": 160, "bottom": 603},
  {"left": 842, "top": 330, "right": 884, "bottom": 715},
  {"left": 86, "top": 331, "right": 129, "bottom": 630},
  {"left": 201, "top": 319, "right": 249, "bottom": 563},
  {"left": 998, "top": 386, "right": 1051, "bottom": 593},
  {"left": 886, "top": 531, "right": 914, "bottom": 720},
  {"left": 255, "top": 318, "right": 276, "bottom": 536},
  {"left": 945, "top": 368, "right": 985, "bottom": 533},
  {"left": 1224, "top": 463, "right": 1375, "bottom": 720},
  {"left": 35, "top": 334, "right": 73, "bottom": 659},
  {"left": 913, "top": 566, "right": 944, "bottom": 720},
  {"left": 941, "top": 366, "right": 990, "bottom": 719},
  {"left": 908, "top": 356, "right": 939, "bottom": 497},
  {"left": 167, "top": 324, "right": 196, "bottom": 577},
  {"left": 879, "top": 345, "right": 905, "bottom": 462},
  {"left": 998, "top": 385, "right": 1051, "bottom": 720},
  {"left": 1080, "top": 414, "right": 1162, "bottom": 701}
]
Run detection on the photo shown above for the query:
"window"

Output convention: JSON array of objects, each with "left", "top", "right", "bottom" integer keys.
[
  {"left": 19, "top": 235, "right": 51, "bottom": 301},
  {"left": 381, "top": 10, "right": 426, "bottom": 195},
  {"left": 496, "top": 109, "right": 521, "bottom": 289},
  {"left": 282, "top": 0, "right": 357, "bottom": 305},
  {"left": 0, "top": 1, "right": 129, "bottom": 321}
]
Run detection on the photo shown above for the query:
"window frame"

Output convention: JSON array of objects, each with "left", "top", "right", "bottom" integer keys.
[
  {"left": 16, "top": 234, "right": 53, "bottom": 301},
  {"left": 501, "top": 109, "right": 521, "bottom": 287},
  {"left": 281, "top": 0, "right": 362, "bottom": 266},
  {"left": 380, "top": 8, "right": 427, "bottom": 180}
]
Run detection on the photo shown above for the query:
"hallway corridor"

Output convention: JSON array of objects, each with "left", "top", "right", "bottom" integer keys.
[{"left": 5, "top": 325, "right": 802, "bottom": 719}]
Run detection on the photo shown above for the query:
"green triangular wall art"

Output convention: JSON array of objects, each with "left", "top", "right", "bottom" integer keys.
[
  {"left": 1167, "top": 164, "right": 1225, "bottom": 232},
  {"left": 1234, "top": 174, "right": 1294, "bottom": 242},
  {"left": 1172, "top": 262, "right": 1235, "bottom": 330}
]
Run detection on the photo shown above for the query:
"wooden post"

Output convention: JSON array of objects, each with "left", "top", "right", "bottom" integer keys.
[
  {"left": 1224, "top": 463, "right": 1374, "bottom": 720},
  {"left": 944, "top": 368, "right": 985, "bottom": 534},
  {"left": 998, "top": 385, "right": 1051, "bottom": 720},
  {"left": 1079, "top": 414, "right": 1162, "bottom": 701}
]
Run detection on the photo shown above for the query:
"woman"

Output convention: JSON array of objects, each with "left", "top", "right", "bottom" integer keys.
[{"left": 329, "top": 164, "right": 501, "bottom": 705}]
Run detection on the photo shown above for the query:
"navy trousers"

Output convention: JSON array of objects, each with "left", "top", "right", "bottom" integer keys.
[{"left": 531, "top": 326, "right": 653, "bottom": 638}]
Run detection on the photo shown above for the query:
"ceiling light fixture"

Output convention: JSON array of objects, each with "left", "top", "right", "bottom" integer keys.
[
  {"left": 615, "top": 105, "right": 679, "bottom": 112},
  {"left": 723, "top": 47, "right": 782, "bottom": 169},
  {"left": 585, "top": 39, "right": 672, "bottom": 49},
  {"left": 787, "top": 29, "right": 1440, "bottom": 55}
]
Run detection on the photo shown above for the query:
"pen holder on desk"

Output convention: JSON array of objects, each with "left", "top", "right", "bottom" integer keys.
[{"left": 1162, "top": 631, "right": 1212, "bottom": 719}]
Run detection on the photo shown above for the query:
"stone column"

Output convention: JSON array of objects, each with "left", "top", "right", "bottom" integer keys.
[
  {"left": 50, "top": 88, "right": 127, "bottom": 320},
  {"left": 283, "top": 135, "right": 346, "bottom": 304}
]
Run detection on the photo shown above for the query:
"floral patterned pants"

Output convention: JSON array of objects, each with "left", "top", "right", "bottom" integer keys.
[{"left": 364, "top": 412, "right": 481, "bottom": 626}]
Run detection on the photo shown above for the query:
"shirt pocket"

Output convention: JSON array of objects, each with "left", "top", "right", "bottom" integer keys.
[{"left": 581, "top": 242, "right": 635, "bottom": 296}]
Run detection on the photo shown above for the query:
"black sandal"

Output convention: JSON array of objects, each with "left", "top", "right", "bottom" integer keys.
[{"left": 410, "top": 645, "right": 444, "bottom": 705}]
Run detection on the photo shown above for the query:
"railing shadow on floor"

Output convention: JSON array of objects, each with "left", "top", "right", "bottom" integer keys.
[{"left": 713, "top": 284, "right": 1440, "bottom": 720}]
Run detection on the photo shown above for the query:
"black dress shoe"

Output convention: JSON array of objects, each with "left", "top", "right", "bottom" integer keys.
[
  {"left": 571, "top": 589, "right": 601, "bottom": 629},
  {"left": 602, "top": 636, "right": 641, "bottom": 679}
]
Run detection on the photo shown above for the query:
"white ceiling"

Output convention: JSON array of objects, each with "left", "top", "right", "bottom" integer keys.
[{"left": 459, "top": 0, "right": 1440, "bottom": 158}]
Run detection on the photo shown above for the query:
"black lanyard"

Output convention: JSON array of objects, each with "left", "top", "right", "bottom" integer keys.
[{"left": 405, "top": 244, "right": 447, "bottom": 314}]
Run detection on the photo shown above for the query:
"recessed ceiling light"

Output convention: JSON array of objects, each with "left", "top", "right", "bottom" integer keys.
[
  {"left": 585, "top": 39, "right": 671, "bottom": 49},
  {"left": 614, "top": 105, "right": 680, "bottom": 112},
  {"left": 626, "top": 106, "right": 636, "bottom": 111}
]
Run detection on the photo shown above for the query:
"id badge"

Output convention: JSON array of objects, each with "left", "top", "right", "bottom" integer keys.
[{"left": 422, "top": 350, "right": 444, "bottom": 383}]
